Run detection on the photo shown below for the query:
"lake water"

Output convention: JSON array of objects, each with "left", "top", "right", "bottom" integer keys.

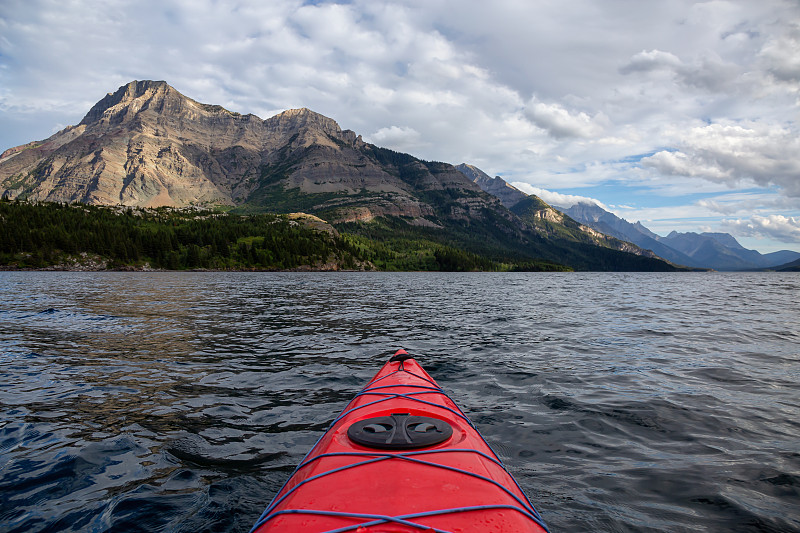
[{"left": 0, "top": 271, "right": 798, "bottom": 532}]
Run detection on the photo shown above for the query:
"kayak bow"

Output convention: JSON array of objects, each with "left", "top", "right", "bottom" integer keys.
[{"left": 251, "top": 349, "right": 549, "bottom": 532}]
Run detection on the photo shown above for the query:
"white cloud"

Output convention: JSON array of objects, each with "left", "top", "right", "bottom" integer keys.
[
  {"left": 643, "top": 150, "right": 730, "bottom": 180},
  {"left": 759, "top": 22, "right": 800, "bottom": 83},
  {"left": 697, "top": 191, "right": 799, "bottom": 216},
  {"left": 721, "top": 215, "right": 800, "bottom": 243},
  {"left": 698, "top": 198, "right": 750, "bottom": 216},
  {"left": 510, "top": 182, "right": 606, "bottom": 209},
  {"left": 677, "top": 54, "right": 742, "bottom": 93},
  {"left": 523, "top": 98, "right": 607, "bottom": 139},
  {"left": 619, "top": 49, "right": 683, "bottom": 75},
  {"left": 366, "top": 126, "right": 422, "bottom": 151},
  {"left": 641, "top": 121, "right": 800, "bottom": 196},
  {"left": 620, "top": 49, "right": 742, "bottom": 93}
]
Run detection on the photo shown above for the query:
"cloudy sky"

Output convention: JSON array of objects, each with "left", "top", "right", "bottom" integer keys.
[{"left": 2, "top": 0, "right": 799, "bottom": 252}]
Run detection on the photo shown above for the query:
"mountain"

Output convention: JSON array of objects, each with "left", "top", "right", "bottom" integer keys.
[
  {"left": 508, "top": 196, "right": 659, "bottom": 258},
  {"left": 1, "top": 80, "right": 461, "bottom": 221},
  {"left": 454, "top": 164, "right": 528, "bottom": 208},
  {"left": 660, "top": 232, "right": 800, "bottom": 270},
  {"left": 688, "top": 233, "right": 800, "bottom": 268},
  {"left": 559, "top": 201, "right": 800, "bottom": 271},
  {"left": 660, "top": 232, "right": 755, "bottom": 270},
  {"left": 763, "top": 251, "right": 800, "bottom": 269},
  {"left": 457, "top": 165, "right": 663, "bottom": 260},
  {"left": 0, "top": 80, "right": 679, "bottom": 271},
  {"left": 558, "top": 202, "right": 696, "bottom": 266},
  {"left": 774, "top": 257, "right": 800, "bottom": 271}
]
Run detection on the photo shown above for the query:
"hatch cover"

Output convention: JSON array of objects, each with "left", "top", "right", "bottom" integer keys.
[{"left": 347, "top": 413, "right": 453, "bottom": 450}]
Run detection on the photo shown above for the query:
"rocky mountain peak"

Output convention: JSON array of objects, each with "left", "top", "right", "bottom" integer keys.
[
  {"left": 560, "top": 201, "right": 607, "bottom": 223},
  {"left": 264, "top": 107, "right": 345, "bottom": 138},
  {"left": 703, "top": 232, "right": 746, "bottom": 250},
  {"left": 80, "top": 80, "right": 174, "bottom": 125},
  {"left": 78, "top": 80, "right": 250, "bottom": 132}
]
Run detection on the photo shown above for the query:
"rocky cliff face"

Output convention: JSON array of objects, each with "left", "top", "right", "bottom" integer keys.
[
  {"left": 0, "top": 81, "right": 487, "bottom": 224},
  {"left": 2, "top": 81, "right": 258, "bottom": 206}
]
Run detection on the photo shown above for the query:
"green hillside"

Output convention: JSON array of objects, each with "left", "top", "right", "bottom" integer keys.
[{"left": 0, "top": 200, "right": 568, "bottom": 271}]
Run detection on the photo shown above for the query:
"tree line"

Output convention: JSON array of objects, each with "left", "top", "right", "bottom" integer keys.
[
  {"left": 0, "top": 201, "right": 364, "bottom": 270},
  {"left": 1, "top": 200, "right": 566, "bottom": 271}
]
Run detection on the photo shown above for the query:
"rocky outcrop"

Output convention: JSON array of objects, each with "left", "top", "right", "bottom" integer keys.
[
  {"left": 287, "top": 212, "right": 338, "bottom": 237},
  {"left": 0, "top": 141, "right": 43, "bottom": 161},
  {"left": 500, "top": 186, "right": 659, "bottom": 259}
]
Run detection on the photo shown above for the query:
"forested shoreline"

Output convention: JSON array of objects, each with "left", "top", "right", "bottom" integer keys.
[{"left": 0, "top": 200, "right": 570, "bottom": 272}]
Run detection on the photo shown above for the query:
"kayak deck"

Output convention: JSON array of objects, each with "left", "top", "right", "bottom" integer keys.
[{"left": 251, "top": 350, "right": 549, "bottom": 532}]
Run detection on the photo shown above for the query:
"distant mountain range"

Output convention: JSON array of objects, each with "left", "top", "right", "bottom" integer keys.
[
  {"left": 456, "top": 169, "right": 800, "bottom": 271},
  {"left": 660, "top": 231, "right": 800, "bottom": 270},
  {"left": 557, "top": 202, "right": 800, "bottom": 270},
  {"left": 0, "top": 80, "right": 679, "bottom": 271}
]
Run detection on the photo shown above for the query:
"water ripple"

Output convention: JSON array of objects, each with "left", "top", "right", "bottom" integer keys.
[{"left": 0, "top": 271, "right": 798, "bottom": 532}]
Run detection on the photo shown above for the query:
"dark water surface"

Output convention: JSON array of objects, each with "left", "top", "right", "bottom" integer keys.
[{"left": 1, "top": 272, "right": 798, "bottom": 532}]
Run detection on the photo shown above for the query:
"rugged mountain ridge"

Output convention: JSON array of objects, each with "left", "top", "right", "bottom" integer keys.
[
  {"left": 1, "top": 80, "right": 679, "bottom": 271},
  {"left": 560, "top": 201, "right": 800, "bottom": 270},
  {"left": 455, "top": 163, "right": 528, "bottom": 208},
  {"left": 458, "top": 167, "right": 660, "bottom": 260},
  {"left": 1, "top": 81, "right": 494, "bottom": 224},
  {"left": 659, "top": 231, "right": 800, "bottom": 270},
  {"left": 460, "top": 171, "right": 800, "bottom": 270},
  {"left": 558, "top": 202, "right": 697, "bottom": 266}
]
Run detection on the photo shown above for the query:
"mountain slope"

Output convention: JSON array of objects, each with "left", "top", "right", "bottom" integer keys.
[
  {"left": 455, "top": 163, "right": 528, "bottom": 208},
  {"left": 774, "top": 257, "right": 800, "bottom": 271},
  {"left": 762, "top": 250, "right": 800, "bottom": 268},
  {"left": 457, "top": 165, "right": 665, "bottom": 259},
  {"left": 510, "top": 197, "right": 653, "bottom": 256},
  {"left": 3, "top": 81, "right": 258, "bottom": 206},
  {"left": 559, "top": 202, "right": 696, "bottom": 266},
  {"left": 0, "top": 80, "right": 680, "bottom": 271}
]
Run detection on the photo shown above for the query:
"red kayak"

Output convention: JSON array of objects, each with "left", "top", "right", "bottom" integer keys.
[{"left": 251, "top": 350, "right": 549, "bottom": 532}]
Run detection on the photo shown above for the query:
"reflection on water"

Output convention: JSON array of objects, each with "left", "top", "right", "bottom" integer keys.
[{"left": 1, "top": 272, "right": 799, "bottom": 532}]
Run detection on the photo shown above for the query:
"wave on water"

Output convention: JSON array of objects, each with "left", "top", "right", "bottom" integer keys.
[{"left": 0, "top": 271, "right": 798, "bottom": 532}]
